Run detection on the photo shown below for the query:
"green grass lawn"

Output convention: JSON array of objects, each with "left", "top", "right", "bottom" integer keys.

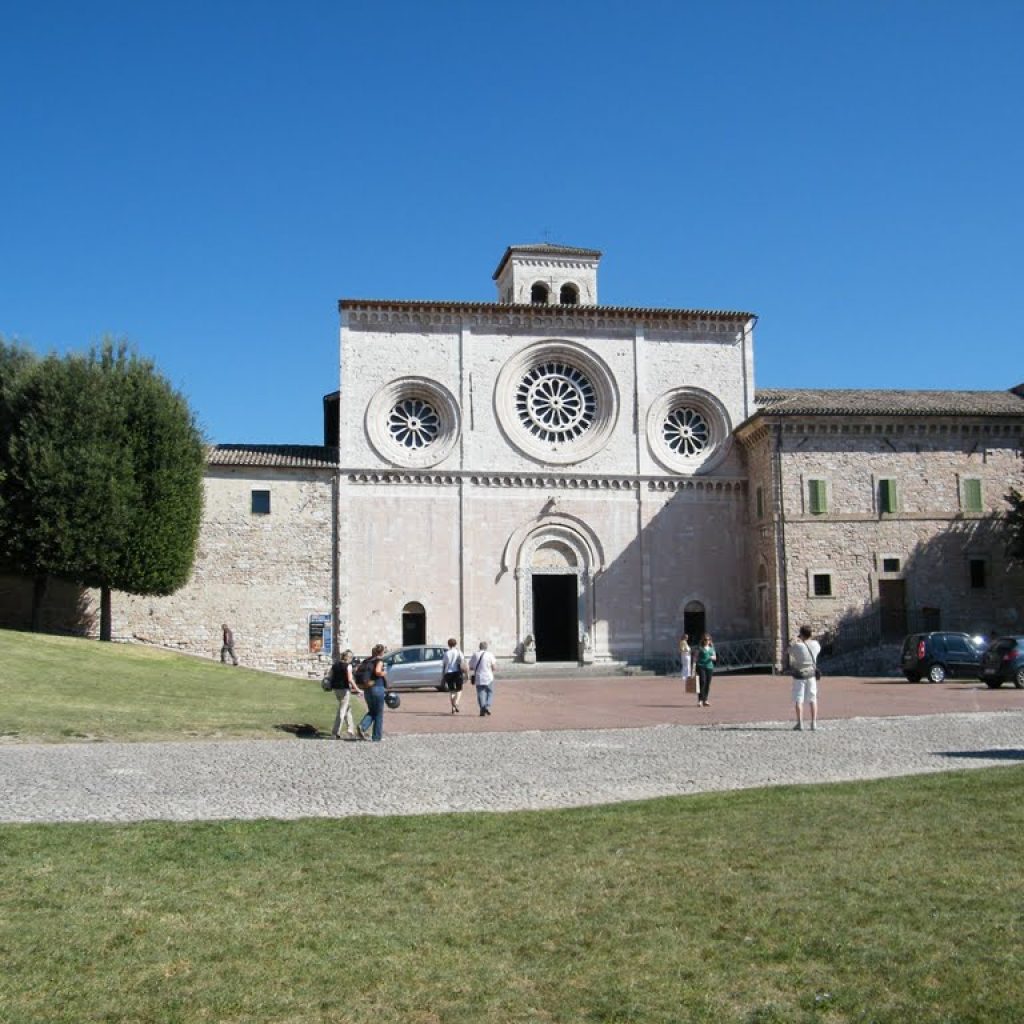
[
  {"left": 0, "top": 628, "right": 348, "bottom": 742},
  {"left": 2, "top": 767, "right": 1022, "bottom": 1024}
]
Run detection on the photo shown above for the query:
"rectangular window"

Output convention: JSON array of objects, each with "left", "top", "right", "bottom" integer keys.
[
  {"left": 878, "top": 478, "right": 898, "bottom": 514},
  {"left": 251, "top": 489, "right": 271, "bottom": 515},
  {"left": 812, "top": 573, "right": 833, "bottom": 597},
  {"left": 755, "top": 485, "right": 764, "bottom": 520},
  {"left": 962, "top": 478, "right": 983, "bottom": 513},
  {"left": 807, "top": 479, "right": 828, "bottom": 515},
  {"left": 882, "top": 557, "right": 901, "bottom": 574},
  {"left": 969, "top": 558, "right": 987, "bottom": 589}
]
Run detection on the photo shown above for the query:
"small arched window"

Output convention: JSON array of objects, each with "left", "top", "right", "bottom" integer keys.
[
  {"left": 402, "top": 602, "right": 426, "bottom": 646},
  {"left": 530, "top": 282, "right": 550, "bottom": 305},
  {"left": 559, "top": 283, "right": 579, "bottom": 305}
]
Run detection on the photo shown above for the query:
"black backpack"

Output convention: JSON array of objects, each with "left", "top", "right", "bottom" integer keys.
[{"left": 354, "top": 657, "right": 375, "bottom": 688}]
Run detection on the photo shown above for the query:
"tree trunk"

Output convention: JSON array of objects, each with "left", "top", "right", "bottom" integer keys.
[
  {"left": 30, "top": 574, "right": 48, "bottom": 632},
  {"left": 100, "top": 585, "right": 112, "bottom": 641}
]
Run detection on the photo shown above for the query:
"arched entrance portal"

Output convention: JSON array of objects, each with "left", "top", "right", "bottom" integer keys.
[{"left": 511, "top": 521, "right": 599, "bottom": 664}]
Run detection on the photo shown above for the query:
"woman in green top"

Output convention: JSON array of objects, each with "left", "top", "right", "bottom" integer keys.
[{"left": 696, "top": 634, "right": 717, "bottom": 707}]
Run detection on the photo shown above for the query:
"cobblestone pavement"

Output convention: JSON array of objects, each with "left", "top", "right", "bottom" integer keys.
[{"left": 2, "top": 711, "right": 1022, "bottom": 824}]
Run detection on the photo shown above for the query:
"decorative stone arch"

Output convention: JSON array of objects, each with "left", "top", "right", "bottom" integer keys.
[{"left": 504, "top": 516, "right": 604, "bottom": 662}]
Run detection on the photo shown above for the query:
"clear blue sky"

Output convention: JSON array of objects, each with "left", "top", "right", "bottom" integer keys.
[{"left": 2, "top": 0, "right": 1021, "bottom": 444}]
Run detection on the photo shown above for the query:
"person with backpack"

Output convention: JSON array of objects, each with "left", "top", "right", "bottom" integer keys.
[
  {"left": 440, "top": 637, "right": 465, "bottom": 714},
  {"left": 326, "top": 649, "right": 361, "bottom": 740},
  {"left": 356, "top": 643, "right": 389, "bottom": 741}
]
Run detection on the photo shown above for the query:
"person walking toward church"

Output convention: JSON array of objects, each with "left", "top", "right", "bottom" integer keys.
[
  {"left": 696, "top": 634, "right": 716, "bottom": 707},
  {"left": 220, "top": 623, "right": 239, "bottom": 665},
  {"left": 789, "top": 625, "right": 821, "bottom": 731},
  {"left": 470, "top": 641, "right": 497, "bottom": 716},
  {"left": 357, "top": 644, "right": 389, "bottom": 742},
  {"left": 441, "top": 637, "right": 465, "bottom": 714}
]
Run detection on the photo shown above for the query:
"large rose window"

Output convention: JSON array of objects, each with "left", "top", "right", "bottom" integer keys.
[
  {"left": 515, "top": 362, "right": 597, "bottom": 444},
  {"left": 495, "top": 341, "right": 619, "bottom": 465},
  {"left": 661, "top": 406, "right": 710, "bottom": 457}
]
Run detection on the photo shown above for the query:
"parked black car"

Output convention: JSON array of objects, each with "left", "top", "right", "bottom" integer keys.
[
  {"left": 978, "top": 636, "right": 1024, "bottom": 689},
  {"left": 900, "top": 632, "right": 985, "bottom": 683}
]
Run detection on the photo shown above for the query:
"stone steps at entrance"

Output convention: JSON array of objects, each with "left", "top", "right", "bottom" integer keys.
[{"left": 500, "top": 660, "right": 657, "bottom": 679}]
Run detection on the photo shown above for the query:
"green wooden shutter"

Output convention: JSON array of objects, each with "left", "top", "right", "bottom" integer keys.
[
  {"left": 808, "top": 479, "right": 827, "bottom": 515},
  {"left": 963, "top": 478, "right": 982, "bottom": 512}
]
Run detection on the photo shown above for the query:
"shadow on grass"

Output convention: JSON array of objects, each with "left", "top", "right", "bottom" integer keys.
[
  {"left": 936, "top": 749, "right": 1024, "bottom": 761},
  {"left": 275, "top": 723, "right": 327, "bottom": 739}
]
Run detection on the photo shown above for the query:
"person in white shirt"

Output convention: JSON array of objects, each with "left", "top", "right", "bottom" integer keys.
[
  {"left": 469, "top": 641, "right": 497, "bottom": 716},
  {"left": 788, "top": 625, "right": 822, "bottom": 731},
  {"left": 440, "top": 637, "right": 466, "bottom": 714}
]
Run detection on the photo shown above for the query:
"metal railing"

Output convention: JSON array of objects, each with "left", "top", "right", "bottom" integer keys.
[{"left": 652, "top": 637, "right": 775, "bottom": 676}]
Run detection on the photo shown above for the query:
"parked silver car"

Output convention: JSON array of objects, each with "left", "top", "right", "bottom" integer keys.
[{"left": 379, "top": 645, "right": 449, "bottom": 690}]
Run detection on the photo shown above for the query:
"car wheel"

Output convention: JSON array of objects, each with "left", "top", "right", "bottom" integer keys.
[
  {"left": 928, "top": 663, "right": 947, "bottom": 683},
  {"left": 985, "top": 679, "right": 1002, "bottom": 689},
  {"left": 904, "top": 673, "right": 920, "bottom": 683},
  {"left": 1015, "top": 668, "right": 1024, "bottom": 690}
]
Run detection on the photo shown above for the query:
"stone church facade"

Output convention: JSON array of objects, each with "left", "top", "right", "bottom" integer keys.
[{"left": 3, "top": 244, "right": 1022, "bottom": 675}]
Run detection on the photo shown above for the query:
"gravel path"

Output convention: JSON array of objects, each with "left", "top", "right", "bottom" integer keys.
[{"left": 2, "top": 711, "right": 1022, "bottom": 825}]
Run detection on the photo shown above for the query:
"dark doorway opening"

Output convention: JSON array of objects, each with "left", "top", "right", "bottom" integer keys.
[
  {"left": 402, "top": 603, "right": 425, "bottom": 646},
  {"left": 683, "top": 602, "right": 706, "bottom": 645},
  {"left": 532, "top": 575, "right": 578, "bottom": 661},
  {"left": 879, "top": 580, "right": 907, "bottom": 642}
]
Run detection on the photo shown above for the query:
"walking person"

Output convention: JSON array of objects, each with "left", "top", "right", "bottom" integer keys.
[
  {"left": 696, "top": 633, "right": 717, "bottom": 707},
  {"left": 678, "top": 633, "right": 692, "bottom": 691},
  {"left": 470, "top": 641, "right": 497, "bottom": 716},
  {"left": 468, "top": 643, "right": 497, "bottom": 716},
  {"left": 220, "top": 623, "right": 239, "bottom": 665},
  {"left": 327, "top": 650, "right": 360, "bottom": 740},
  {"left": 440, "top": 637, "right": 465, "bottom": 714},
  {"left": 357, "top": 643, "right": 389, "bottom": 742},
  {"left": 789, "top": 625, "right": 821, "bottom": 731}
]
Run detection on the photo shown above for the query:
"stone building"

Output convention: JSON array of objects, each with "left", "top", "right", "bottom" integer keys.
[{"left": 2, "top": 243, "right": 1022, "bottom": 674}]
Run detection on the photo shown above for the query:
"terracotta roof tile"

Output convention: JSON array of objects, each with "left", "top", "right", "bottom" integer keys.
[
  {"left": 754, "top": 388, "right": 1024, "bottom": 417},
  {"left": 209, "top": 444, "right": 338, "bottom": 468}
]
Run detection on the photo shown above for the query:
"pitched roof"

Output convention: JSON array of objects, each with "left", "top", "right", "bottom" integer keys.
[
  {"left": 208, "top": 444, "right": 338, "bottom": 468},
  {"left": 492, "top": 243, "right": 603, "bottom": 280},
  {"left": 754, "top": 388, "right": 1024, "bottom": 418}
]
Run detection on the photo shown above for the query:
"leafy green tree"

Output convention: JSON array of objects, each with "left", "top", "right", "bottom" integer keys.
[
  {"left": 1006, "top": 488, "right": 1024, "bottom": 565},
  {"left": 1, "top": 340, "right": 206, "bottom": 639}
]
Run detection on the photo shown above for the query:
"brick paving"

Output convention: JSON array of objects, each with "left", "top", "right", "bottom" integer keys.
[{"left": 381, "top": 671, "right": 1024, "bottom": 735}]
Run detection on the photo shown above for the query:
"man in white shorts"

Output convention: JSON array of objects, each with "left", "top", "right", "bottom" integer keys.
[{"left": 789, "top": 625, "right": 821, "bottom": 731}]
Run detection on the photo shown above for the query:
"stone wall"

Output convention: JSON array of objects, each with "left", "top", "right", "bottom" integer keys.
[
  {"left": 113, "top": 466, "right": 335, "bottom": 676},
  {"left": 777, "top": 420, "right": 1024, "bottom": 643}
]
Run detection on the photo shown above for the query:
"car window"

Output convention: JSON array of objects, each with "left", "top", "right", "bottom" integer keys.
[
  {"left": 400, "top": 648, "right": 423, "bottom": 664},
  {"left": 994, "top": 639, "right": 1017, "bottom": 654},
  {"left": 945, "top": 637, "right": 970, "bottom": 655},
  {"left": 930, "top": 635, "right": 946, "bottom": 654},
  {"left": 427, "top": 647, "right": 446, "bottom": 661}
]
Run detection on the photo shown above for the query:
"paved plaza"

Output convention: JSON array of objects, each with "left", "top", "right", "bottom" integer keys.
[{"left": 2, "top": 674, "right": 1022, "bottom": 825}]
